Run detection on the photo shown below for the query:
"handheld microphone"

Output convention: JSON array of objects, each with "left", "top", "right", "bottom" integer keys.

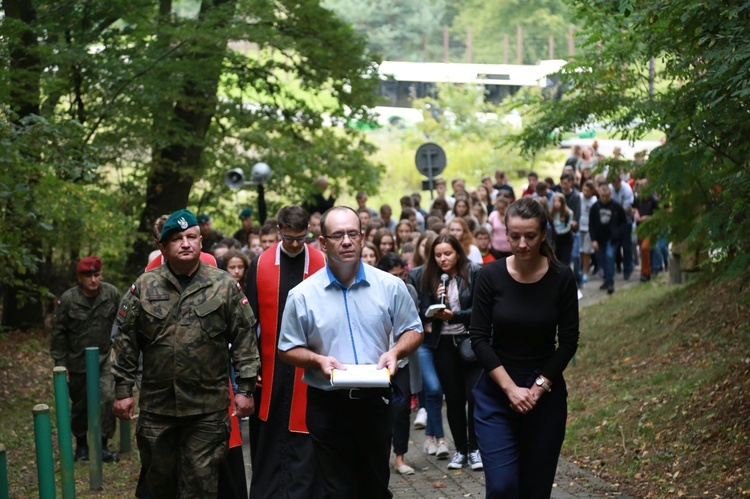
[{"left": 440, "top": 273, "right": 449, "bottom": 305}]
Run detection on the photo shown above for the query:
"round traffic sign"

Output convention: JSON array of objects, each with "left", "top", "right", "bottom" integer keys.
[{"left": 415, "top": 143, "right": 447, "bottom": 177}]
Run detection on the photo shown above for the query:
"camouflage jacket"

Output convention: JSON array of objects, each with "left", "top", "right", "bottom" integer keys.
[
  {"left": 50, "top": 282, "right": 121, "bottom": 373},
  {"left": 112, "top": 262, "right": 259, "bottom": 417}
]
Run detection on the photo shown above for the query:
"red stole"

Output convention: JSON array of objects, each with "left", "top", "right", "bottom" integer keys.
[
  {"left": 227, "top": 382, "right": 242, "bottom": 448},
  {"left": 256, "top": 243, "right": 325, "bottom": 433}
]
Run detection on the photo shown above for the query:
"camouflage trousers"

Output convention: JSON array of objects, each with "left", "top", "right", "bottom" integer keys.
[
  {"left": 136, "top": 410, "right": 230, "bottom": 499},
  {"left": 68, "top": 357, "right": 116, "bottom": 440}
]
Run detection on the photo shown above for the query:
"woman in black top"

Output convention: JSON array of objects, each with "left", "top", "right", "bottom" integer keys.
[
  {"left": 418, "top": 234, "right": 483, "bottom": 471},
  {"left": 470, "top": 197, "right": 579, "bottom": 498}
]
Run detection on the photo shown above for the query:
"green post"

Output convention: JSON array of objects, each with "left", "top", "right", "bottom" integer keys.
[
  {"left": 119, "top": 419, "right": 131, "bottom": 454},
  {"left": 32, "top": 404, "right": 56, "bottom": 499},
  {"left": 1, "top": 443, "right": 9, "bottom": 499},
  {"left": 53, "top": 367, "right": 76, "bottom": 499},
  {"left": 85, "top": 347, "right": 102, "bottom": 491}
]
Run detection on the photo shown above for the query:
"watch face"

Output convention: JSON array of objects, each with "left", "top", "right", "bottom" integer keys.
[{"left": 535, "top": 378, "right": 543, "bottom": 386}]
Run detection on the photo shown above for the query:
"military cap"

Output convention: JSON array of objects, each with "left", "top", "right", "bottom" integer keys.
[
  {"left": 76, "top": 256, "right": 102, "bottom": 274},
  {"left": 159, "top": 209, "right": 199, "bottom": 243},
  {"left": 197, "top": 213, "right": 211, "bottom": 224},
  {"left": 238, "top": 208, "right": 253, "bottom": 220}
]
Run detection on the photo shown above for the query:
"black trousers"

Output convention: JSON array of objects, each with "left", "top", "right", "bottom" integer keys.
[
  {"left": 307, "top": 386, "right": 394, "bottom": 499},
  {"left": 390, "top": 366, "right": 412, "bottom": 456},
  {"left": 554, "top": 233, "right": 574, "bottom": 266},
  {"left": 434, "top": 335, "right": 482, "bottom": 454}
]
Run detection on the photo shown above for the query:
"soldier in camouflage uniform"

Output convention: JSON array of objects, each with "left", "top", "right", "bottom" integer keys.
[
  {"left": 50, "top": 256, "right": 121, "bottom": 462},
  {"left": 112, "top": 209, "right": 259, "bottom": 499}
]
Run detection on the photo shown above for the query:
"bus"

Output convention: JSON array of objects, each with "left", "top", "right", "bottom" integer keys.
[{"left": 374, "top": 59, "right": 566, "bottom": 127}]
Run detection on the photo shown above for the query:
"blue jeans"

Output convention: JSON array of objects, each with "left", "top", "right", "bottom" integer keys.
[
  {"left": 417, "top": 341, "right": 445, "bottom": 439},
  {"left": 651, "top": 238, "right": 669, "bottom": 272},
  {"left": 597, "top": 240, "right": 617, "bottom": 287},
  {"left": 572, "top": 232, "right": 582, "bottom": 286}
]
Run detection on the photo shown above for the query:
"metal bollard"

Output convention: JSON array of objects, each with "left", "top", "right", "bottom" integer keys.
[
  {"left": 119, "top": 419, "right": 131, "bottom": 454},
  {"left": 85, "top": 347, "right": 102, "bottom": 491},
  {"left": 53, "top": 367, "right": 76, "bottom": 499},
  {"left": 1, "top": 443, "right": 9, "bottom": 499},
  {"left": 32, "top": 404, "right": 56, "bottom": 499}
]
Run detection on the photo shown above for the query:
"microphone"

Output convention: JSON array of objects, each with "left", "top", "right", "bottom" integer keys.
[{"left": 440, "top": 273, "right": 449, "bottom": 305}]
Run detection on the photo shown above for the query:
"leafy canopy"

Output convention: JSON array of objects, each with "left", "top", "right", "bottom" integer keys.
[{"left": 515, "top": 0, "right": 750, "bottom": 277}]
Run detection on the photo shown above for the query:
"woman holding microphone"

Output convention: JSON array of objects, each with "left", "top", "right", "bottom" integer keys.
[{"left": 418, "top": 234, "right": 483, "bottom": 471}]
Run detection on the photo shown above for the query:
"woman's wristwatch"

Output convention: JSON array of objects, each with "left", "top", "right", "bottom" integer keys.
[{"left": 535, "top": 377, "right": 552, "bottom": 392}]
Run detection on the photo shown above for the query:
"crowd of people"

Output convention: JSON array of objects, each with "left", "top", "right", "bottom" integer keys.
[{"left": 48, "top": 147, "right": 665, "bottom": 498}]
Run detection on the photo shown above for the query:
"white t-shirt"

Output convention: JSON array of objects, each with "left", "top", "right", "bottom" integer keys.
[
  {"left": 579, "top": 193, "right": 598, "bottom": 232},
  {"left": 467, "top": 245, "right": 483, "bottom": 266}
]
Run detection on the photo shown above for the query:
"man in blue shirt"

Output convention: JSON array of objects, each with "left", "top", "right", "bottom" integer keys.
[{"left": 278, "top": 206, "right": 423, "bottom": 499}]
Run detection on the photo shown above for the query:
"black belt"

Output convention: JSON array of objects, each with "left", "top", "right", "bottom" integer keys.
[{"left": 312, "top": 386, "right": 392, "bottom": 400}]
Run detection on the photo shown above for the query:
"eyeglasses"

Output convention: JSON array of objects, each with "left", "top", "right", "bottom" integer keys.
[
  {"left": 279, "top": 232, "right": 308, "bottom": 243},
  {"left": 323, "top": 230, "right": 362, "bottom": 242}
]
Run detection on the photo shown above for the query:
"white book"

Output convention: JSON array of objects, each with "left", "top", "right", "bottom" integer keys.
[{"left": 330, "top": 364, "right": 391, "bottom": 388}]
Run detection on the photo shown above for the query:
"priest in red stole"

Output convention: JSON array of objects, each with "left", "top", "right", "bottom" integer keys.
[{"left": 246, "top": 206, "right": 326, "bottom": 499}]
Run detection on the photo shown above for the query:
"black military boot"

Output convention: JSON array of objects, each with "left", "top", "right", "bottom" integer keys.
[
  {"left": 101, "top": 438, "right": 119, "bottom": 463},
  {"left": 74, "top": 437, "right": 89, "bottom": 462}
]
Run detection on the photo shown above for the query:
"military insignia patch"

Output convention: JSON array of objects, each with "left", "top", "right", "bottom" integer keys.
[
  {"left": 236, "top": 282, "right": 242, "bottom": 291},
  {"left": 241, "top": 297, "right": 249, "bottom": 306},
  {"left": 129, "top": 283, "right": 136, "bottom": 293},
  {"left": 118, "top": 303, "right": 129, "bottom": 318},
  {"left": 178, "top": 217, "right": 188, "bottom": 229},
  {"left": 56, "top": 299, "right": 61, "bottom": 307}
]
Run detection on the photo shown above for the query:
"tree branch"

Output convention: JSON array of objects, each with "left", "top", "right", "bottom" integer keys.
[{"left": 84, "top": 41, "right": 186, "bottom": 143}]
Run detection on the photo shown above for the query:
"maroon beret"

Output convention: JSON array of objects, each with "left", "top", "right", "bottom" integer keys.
[{"left": 76, "top": 256, "right": 102, "bottom": 274}]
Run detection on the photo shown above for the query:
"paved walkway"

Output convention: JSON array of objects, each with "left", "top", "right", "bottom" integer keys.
[{"left": 243, "top": 268, "right": 641, "bottom": 497}]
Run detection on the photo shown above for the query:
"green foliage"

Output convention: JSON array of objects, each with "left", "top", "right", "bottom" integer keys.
[
  {"left": 1, "top": 0, "right": 385, "bottom": 301},
  {"left": 452, "top": 0, "right": 575, "bottom": 64},
  {"left": 0, "top": 112, "right": 115, "bottom": 299},
  {"left": 514, "top": 0, "right": 750, "bottom": 277},
  {"left": 325, "top": 0, "right": 577, "bottom": 64},
  {"left": 323, "top": 0, "right": 447, "bottom": 61}
]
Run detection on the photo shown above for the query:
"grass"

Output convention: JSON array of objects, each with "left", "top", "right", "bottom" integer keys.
[
  {"left": 0, "top": 332, "right": 141, "bottom": 497},
  {"left": 564, "top": 274, "right": 750, "bottom": 497},
  {"left": 2, "top": 273, "right": 748, "bottom": 497}
]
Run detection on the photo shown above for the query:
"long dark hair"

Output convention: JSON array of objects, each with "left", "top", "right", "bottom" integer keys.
[
  {"left": 505, "top": 197, "right": 557, "bottom": 262},
  {"left": 420, "top": 234, "right": 469, "bottom": 296},
  {"left": 412, "top": 230, "right": 437, "bottom": 268}
]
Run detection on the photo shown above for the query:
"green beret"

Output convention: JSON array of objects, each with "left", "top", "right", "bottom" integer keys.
[
  {"left": 197, "top": 213, "right": 210, "bottom": 224},
  {"left": 159, "top": 209, "right": 199, "bottom": 243},
  {"left": 239, "top": 208, "right": 253, "bottom": 220}
]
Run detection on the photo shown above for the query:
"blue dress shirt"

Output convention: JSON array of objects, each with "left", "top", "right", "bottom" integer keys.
[{"left": 278, "top": 262, "right": 423, "bottom": 390}]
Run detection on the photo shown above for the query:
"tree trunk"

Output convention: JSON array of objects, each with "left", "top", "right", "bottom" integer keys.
[
  {"left": 2, "top": 0, "right": 44, "bottom": 329},
  {"left": 125, "top": 0, "right": 237, "bottom": 274}
]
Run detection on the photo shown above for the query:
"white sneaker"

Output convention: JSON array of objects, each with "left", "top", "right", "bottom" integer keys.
[
  {"left": 413, "top": 408, "right": 427, "bottom": 429},
  {"left": 468, "top": 450, "right": 483, "bottom": 471},
  {"left": 447, "top": 451, "right": 466, "bottom": 469},
  {"left": 435, "top": 440, "right": 450, "bottom": 459},
  {"left": 423, "top": 437, "right": 437, "bottom": 455}
]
